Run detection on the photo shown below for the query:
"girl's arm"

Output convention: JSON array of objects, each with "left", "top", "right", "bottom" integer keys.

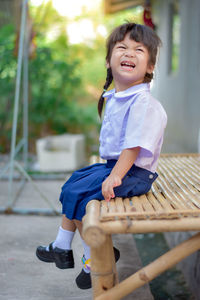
[{"left": 102, "top": 147, "right": 140, "bottom": 202}]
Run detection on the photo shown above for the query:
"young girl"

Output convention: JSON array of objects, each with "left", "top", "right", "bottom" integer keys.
[{"left": 36, "top": 22, "right": 167, "bottom": 290}]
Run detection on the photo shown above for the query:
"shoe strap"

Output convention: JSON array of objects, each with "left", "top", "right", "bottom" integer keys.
[{"left": 81, "top": 255, "right": 91, "bottom": 271}]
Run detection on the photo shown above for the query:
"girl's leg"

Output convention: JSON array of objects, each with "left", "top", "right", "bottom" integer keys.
[
  {"left": 51, "top": 215, "right": 76, "bottom": 250},
  {"left": 36, "top": 215, "right": 75, "bottom": 269},
  {"left": 74, "top": 220, "right": 90, "bottom": 263},
  {"left": 73, "top": 219, "right": 83, "bottom": 235},
  {"left": 61, "top": 215, "right": 76, "bottom": 231},
  {"left": 74, "top": 219, "right": 91, "bottom": 285}
]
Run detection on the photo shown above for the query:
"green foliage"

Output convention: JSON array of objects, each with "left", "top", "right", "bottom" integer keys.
[
  {"left": 29, "top": 45, "right": 80, "bottom": 131},
  {"left": 0, "top": 1, "right": 143, "bottom": 154},
  {"left": 0, "top": 24, "right": 16, "bottom": 152},
  {"left": 0, "top": 5, "right": 100, "bottom": 153}
]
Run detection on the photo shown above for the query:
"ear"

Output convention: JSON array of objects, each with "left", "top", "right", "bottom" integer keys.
[
  {"left": 147, "top": 64, "right": 154, "bottom": 74},
  {"left": 106, "top": 60, "right": 110, "bottom": 68}
]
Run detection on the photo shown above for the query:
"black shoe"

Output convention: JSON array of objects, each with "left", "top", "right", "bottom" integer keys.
[
  {"left": 36, "top": 242, "right": 74, "bottom": 269},
  {"left": 76, "top": 269, "right": 91, "bottom": 289},
  {"left": 114, "top": 247, "right": 120, "bottom": 262},
  {"left": 76, "top": 246, "right": 120, "bottom": 289}
]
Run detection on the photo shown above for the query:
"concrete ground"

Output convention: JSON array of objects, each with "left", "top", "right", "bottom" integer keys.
[{"left": 0, "top": 179, "right": 153, "bottom": 300}]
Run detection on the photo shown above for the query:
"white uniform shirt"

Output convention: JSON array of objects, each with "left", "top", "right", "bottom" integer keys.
[{"left": 99, "top": 83, "right": 167, "bottom": 173}]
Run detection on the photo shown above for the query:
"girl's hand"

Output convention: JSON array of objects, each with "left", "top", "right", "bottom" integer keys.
[
  {"left": 102, "top": 174, "right": 122, "bottom": 202},
  {"left": 102, "top": 148, "right": 140, "bottom": 202}
]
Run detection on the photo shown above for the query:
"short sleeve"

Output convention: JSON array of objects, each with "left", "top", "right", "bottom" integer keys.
[{"left": 122, "top": 94, "right": 167, "bottom": 156}]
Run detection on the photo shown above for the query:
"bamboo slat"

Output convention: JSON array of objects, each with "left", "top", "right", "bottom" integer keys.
[
  {"left": 115, "top": 197, "right": 125, "bottom": 213},
  {"left": 151, "top": 184, "right": 174, "bottom": 211},
  {"left": 161, "top": 155, "right": 200, "bottom": 183},
  {"left": 138, "top": 194, "right": 155, "bottom": 212},
  {"left": 165, "top": 157, "right": 199, "bottom": 191},
  {"left": 129, "top": 196, "right": 145, "bottom": 218},
  {"left": 160, "top": 157, "right": 200, "bottom": 208},
  {"left": 98, "top": 154, "right": 200, "bottom": 222},
  {"left": 159, "top": 167, "right": 188, "bottom": 207},
  {"left": 100, "top": 200, "right": 108, "bottom": 216},
  {"left": 158, "top": 163, "right": 198, "bottom": 210},
  {"left": 168, "top": 162, "right": 200, "bottom": 191},
  {"left": 123, "top": 198, "right": 132, "bottom": 212},
  {"left": 163, "top": 157, "right": 199, "bottom": 192},
  {"left": 108, "top": 199, "right": 117, "bottom": 213},
  {"left": 154, "top": 175, "right": 188, "bottom": 209},
  {"left": 146, "top": 192, "right": 167, "bottom": 217},
  {"left": 170, "top": 156, "right": 200, "bottom": 183}
]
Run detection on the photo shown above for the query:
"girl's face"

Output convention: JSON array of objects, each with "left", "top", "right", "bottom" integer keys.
[{"left": 107, "top": 33, "right": 154, "bottom": 92}]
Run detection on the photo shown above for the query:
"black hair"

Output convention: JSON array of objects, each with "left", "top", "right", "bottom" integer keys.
[
  {"left": 98, "top": 22, "right": 161, "bottom": 117},
  {"left": 97, "top": 67, "right": 113, "bottom": 117}
]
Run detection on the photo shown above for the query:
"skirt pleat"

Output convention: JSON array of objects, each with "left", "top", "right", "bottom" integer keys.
[{"left": 59, "top": 161, "right": 157, "bottom": 221}]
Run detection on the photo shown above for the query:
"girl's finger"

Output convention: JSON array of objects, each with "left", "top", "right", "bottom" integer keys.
[
  {"left": 109, "top": 187, "right": 114, "bottom": 197},
  {"left": 105, "top": 193, "right": 111, "bottom": 202}
]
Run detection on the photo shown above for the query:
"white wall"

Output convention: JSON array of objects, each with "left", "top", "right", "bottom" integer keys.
[
  {"left": 151, "top": 2, "right": 200, "bottom": 297},
  {"left": 152, "top": 0, "right": 200, "bottom": 153}
]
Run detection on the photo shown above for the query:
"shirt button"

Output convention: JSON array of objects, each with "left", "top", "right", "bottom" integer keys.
[{"left": 149, "top": 174, "right": 154, "bottom": 179}]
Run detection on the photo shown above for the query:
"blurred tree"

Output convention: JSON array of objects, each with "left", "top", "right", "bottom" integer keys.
[
  {"left": 0, "top": 24, "right": 16, "bottom": 153},
  {"left": 0, "top": 0, "right": 143, "bottom": 155},
  {"left": 0, "top": 2, "right": 99, "bottom": 154}
]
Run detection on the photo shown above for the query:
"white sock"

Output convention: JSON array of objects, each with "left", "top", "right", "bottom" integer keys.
[
  {"left": 81, "top": 237, "right": 91, "bottom": 273},
  {"left": 46, "top": 226, "right": 75, "bottom": 251}
]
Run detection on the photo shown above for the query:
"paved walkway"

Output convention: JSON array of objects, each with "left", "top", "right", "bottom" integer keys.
[{"left": 0, "top": 179, "right": 153, "bottom": 300}]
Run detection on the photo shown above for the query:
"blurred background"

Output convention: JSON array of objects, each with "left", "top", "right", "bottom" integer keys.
[
  {"left": 0, "top": 0, "right": 143, "bottom": 160},
  {"left": 0, "top": 0, "right": 199, "bottom": 165}
]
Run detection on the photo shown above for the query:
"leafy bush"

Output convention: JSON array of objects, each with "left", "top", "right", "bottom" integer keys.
[
  {"left": 0, "top": 23, "right": 100, "bottom": 154},
  {"left": 0, "top": 24, "right": 16, "bottom": 152},
  {"left": 0, "top": 2, "right": 142, "bottom": 155}
]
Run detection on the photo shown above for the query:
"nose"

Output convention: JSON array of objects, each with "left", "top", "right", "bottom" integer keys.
[{"left": 124, "top": 49, "right": 135, "bottom": 57}]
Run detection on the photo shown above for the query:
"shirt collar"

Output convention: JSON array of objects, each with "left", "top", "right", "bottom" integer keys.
[{"left": 103, "top": 83, "right": 150, "bottom": 99}]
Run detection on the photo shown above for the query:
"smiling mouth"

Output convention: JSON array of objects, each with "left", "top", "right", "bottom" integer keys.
[{"left": 121, "top": 61, "right": 135, "bottom": 69}]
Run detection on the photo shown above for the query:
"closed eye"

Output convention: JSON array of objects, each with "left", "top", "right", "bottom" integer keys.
[
  {"left": 117, "top": 45, "right": 126, "bottom": 49},
  {"left": 136, "top": 48, "right": 144, "bottom": 52}
]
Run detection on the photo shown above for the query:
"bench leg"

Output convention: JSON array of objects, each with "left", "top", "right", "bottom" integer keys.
[
  {"left": 91, "top": 234, "right": 118, "bottom": 299},
  {"left": 94, "top": 232, "right": 200, "bottom": 300}
]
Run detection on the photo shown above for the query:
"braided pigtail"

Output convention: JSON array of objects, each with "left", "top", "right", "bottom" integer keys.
[
  {"left": 98, "top": 67, "right": 113, "bottom": 117},
  {"left": 143, "top": 72, "right": 153, "bottom": 83}
]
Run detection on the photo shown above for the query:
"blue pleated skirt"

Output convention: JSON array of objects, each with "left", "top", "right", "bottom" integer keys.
[{"left": 59, "top": 160, "right": 158, "bottom": 221}]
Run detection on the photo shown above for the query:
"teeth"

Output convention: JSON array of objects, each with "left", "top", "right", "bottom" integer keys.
[{"left": 121, "top": 62, "right": 135, "bottom": 68}]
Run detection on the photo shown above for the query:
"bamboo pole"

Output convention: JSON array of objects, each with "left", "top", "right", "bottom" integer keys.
[
  {"left": 100, "top": 217, "right": 200, "bottom": 234},
  {"left": 100, "top": 209, "right": 200, "bottom": 220},
  {"left": 91, "top": 234, "right": 118, "bottom": 298},
  {"left": 95, "top": 232, "right": 200, "bottom": 300},
  {"left": 82, "top": 200, "right": 106, "bottom": 247}
]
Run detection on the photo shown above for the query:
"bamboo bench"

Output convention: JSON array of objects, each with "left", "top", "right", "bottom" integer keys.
[{"left": 82, "top": 153, "right": 200, "bottom": 300}]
